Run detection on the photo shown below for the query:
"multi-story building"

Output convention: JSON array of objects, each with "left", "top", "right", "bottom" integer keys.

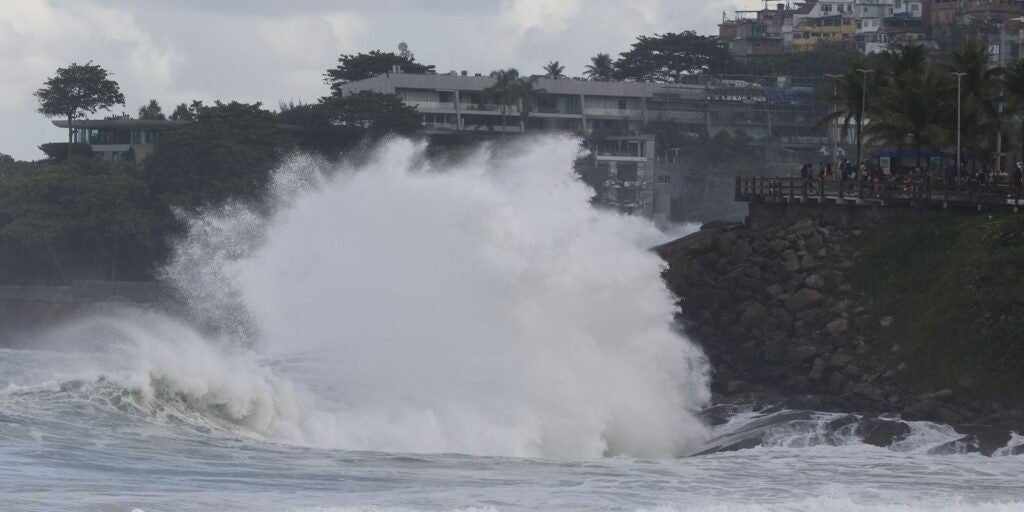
[
  {"left": 719, "top": 4, "right": 799, "bottom": 57},
  {"left": 927, "top": 0, "right": 1024, "bottom": 34},
  {"left": 793, "top": 15, "right": 858, "bottom": 50},
  {"left": 340, "top": 71, "right": 833, "bottom": 221},
  {"left": 51, "top": 119, "right": 187, "bottom": 163}
]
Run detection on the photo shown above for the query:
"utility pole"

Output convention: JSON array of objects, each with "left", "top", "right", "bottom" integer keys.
[
  {"left": 856, "top": 69, "right": 874, "bottom": 170},
  {"left": 953, "top": 72, "right": 966, "bottom": 183}
]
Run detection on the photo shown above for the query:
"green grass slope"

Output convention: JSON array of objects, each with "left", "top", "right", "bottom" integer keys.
[{"left": 850, "top": 213, "right": 1024, "bottom": 399}]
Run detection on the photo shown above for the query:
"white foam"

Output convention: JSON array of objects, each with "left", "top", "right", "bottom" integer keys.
[{"left": 145, "top": 136, "right": 710, "bottom": 458}]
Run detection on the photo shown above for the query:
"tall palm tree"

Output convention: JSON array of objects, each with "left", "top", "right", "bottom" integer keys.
[
  {"left": 868, "top": 64, "right": 953, "bottom": 169},
  {"left": 866, "top": 45, "right": 952, "bottom": 170},
  {"left": 818, "top": 57, "right": 883, "bottom": 167},
  {"left": 484, "top": 68, "right": 519, "bottom": 136},
  {"left": 514, "top": 78, "right": 547, "bottom": 130},
  {"left": 945, "top": 40, "right": 1002, "bottom": 169},
  {"left": 483, "top": 68, "right": 545, "bottom": 135},
  {"left": 1002, "top": 59, "right": 1024, "bottom": 168},
  {"left": 543, "top": 61, "right": 565, "bottom": 79},
  {"left": 584, "top": 53, "right": 614, "bottom": 81}
]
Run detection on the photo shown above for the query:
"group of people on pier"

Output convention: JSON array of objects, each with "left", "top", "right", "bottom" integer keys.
[{"left": 797, "top": 160, "right": 1024, "bottom": 192}]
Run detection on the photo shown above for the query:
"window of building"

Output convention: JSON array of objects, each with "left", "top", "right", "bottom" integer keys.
[
  {"left": 657, "top": 175, "right": 671, "bottom": 184},
  {"left": 618, "top": 99, "right": 628, "bottom": 110},
  {"left": 616, "top": 162, "right": 638, "bottom": 181}
]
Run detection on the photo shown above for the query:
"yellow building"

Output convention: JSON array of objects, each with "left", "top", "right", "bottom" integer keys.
[{"left": 792, "top": 15, "right": 857, "bottom": 51}]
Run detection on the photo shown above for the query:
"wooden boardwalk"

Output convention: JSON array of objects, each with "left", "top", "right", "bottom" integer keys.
[{"left": 736, "top": 176, "right": 1023, "bottom": 212}]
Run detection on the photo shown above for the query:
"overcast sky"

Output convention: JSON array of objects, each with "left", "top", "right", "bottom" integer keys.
[{"left": 1, "top": 0, "right": 761, "bottom": 160}]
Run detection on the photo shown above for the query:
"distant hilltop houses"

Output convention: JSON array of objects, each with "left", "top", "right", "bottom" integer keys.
[{"left": 720, "top": 0, "right": 1024, "bottom": 60}]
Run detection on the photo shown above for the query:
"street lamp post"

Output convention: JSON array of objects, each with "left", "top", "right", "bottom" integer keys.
[
  {"left": 952, "top": 72, "right": 966, "bottom": 183},
  {"left": 825, "top": 73, "right": 842, "bottom": 170},
  {"left": 856, "top": 69, "right": 874, "bottom": 172}
]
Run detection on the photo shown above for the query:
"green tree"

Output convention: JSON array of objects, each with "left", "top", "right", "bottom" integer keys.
[
  {"left": 543, "top": 61, "right": 565, "bottom": 79},
  {"left": 483, "top": 69, "right": 546, "bottom": 136},
  {"left": 755, "top": 41, "right": 864, "bottom": 77},
  {"left": 34, "top": 62, "right": 125, "bottom": 158},
  {"left": 819, "top": 57, "right": 884, "bottom": 166},
  {"left": 1002, "top": 59, "right": 1024, "bottom": 166},
  {"left": 324, "top": 50, "right": 435, "bottom": 93},
  {"left": 143, "top": 101, "right": 294, "bottom": 210},
  {"left": 614, "top": 32, "right": 734, "bottom": 82},
  {"left": 483, "top": 69, "right": 522, "bottom": 137},
  {"left": 584, "top": 53, "right": 615, "bottom": 81},
  {"left": 866, "top": 45, "right": 952, "bottom": 169},
  {"left": 276, "top": 100, "right": 331, "bottom": 127},
  {"left": 138, "top": 99, "right": 166, "bottom": 120},
  {"left": 0, "top": 153, "right": 16, "bottom": 172},
  {"left": 0, "top": 159, "right": 160, "bottom": 282},
  {"left": 945, "top": 40, "right": 1002, "bottom": 168},
  {"left": 169, "top": 100, "right": 204, "bottom": 122},
  {"left": 321, "top": 91, "right": 422, "bottom": 136}
]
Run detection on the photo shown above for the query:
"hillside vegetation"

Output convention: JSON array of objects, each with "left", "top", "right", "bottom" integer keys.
[{"left": 850, "top": 213, "right": 1024, "bottom": 398}]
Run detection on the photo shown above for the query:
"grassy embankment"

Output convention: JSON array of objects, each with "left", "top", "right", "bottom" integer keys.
[{"left": 850, "top": 212, "right": 1024, "bottom": 400}]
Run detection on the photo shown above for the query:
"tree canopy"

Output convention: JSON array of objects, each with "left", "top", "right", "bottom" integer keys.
[
  {"left": 543, "top": 61, "right": 566, "bottom": 79},
  {"left": 0, "top": 159, "right": 160, "bottom": 282},
  {"left": 584, "top": 53, "right": 615, "bottom": 81},
  {"left": 614, "top": 32, "right": 734, "bottom": 82},
  {"left": 170, "top": 100, "right": 205, "bottom": 121},
  {"left": 143, "top": 101, "right": 294, "bottom": 210},
  {"left": 34, "top": 62, "right": 125, "bottom": 156},
  {"left": 320, "top": 91, "right": 422, "bottom": 136},
  {"left": 138, "top": 99, "right": 166, "bottom": 120},
  {"left": 324, "top": 50, "right": 435, "bottom": 93}
]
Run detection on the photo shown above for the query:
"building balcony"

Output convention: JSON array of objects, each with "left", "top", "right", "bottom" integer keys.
[
  {"left": 584, "top": 107, "right": 644, "bottom": 118},
  {"left": 410, "top": 101, "right": 458, "bottom": 111}
]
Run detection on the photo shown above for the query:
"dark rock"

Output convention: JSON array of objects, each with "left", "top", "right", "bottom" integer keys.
[
  {"left": 809, "top": 357, "right": 827, "bottom": 381},
  {"left": 769, "top": 239, "right": 790, "bottom": 252},
  {"left": 826, "top": 318, "right": 849, "bottom": 336},
  {"left": 856, "top": 418, "right": 911, "bottom": 447},
  {"left": 785, "top": 345, "right": 818, "bottom": 364},
  {"left": 740, "top": 303, "right": 769, "bottom": 327},
  {"left": 785, "top": 288, "right": 824, "bottom": 313},
  {"left": 852, "top": 383, "right": 884, "bottom": 402},
  {"left": 928, "top": 430, "right": 1011, "bottom": 456},
  {"left": 828, "top": 372, "right": 849, "bottom": 394},
  {"left": 804, "top": 274, "right": 825, "bottom": 289}
]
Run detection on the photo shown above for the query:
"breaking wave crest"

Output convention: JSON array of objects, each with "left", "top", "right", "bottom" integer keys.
[{"left": 8, "top": 136, "right": 714, "bottom": 458}]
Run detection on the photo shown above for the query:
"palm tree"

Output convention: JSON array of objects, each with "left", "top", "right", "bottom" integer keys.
[
  {"left": 818, "top": 57, "right": 882, "bottom": 167},
  {"left": 483, "top": 68, "right": 546, "bottom": 135},
  {"left": 945, "top": 40, "right": 1002, "bottom": 169},
  {"left": 584, "top": 53, "right": 614, "bottom": 81},
  {"left": 543, "top": 61, "right": 565, "bottom": 79},
  {"left": 865, "top": 45, "right": 952, "bottom": 170},
  {"left": 513, "top": 77, "right": 546, "bottom": 130},
  {"left": 1002, "top": 59, "right": 1024, "bottom": 168},
  {"left": 868, "top": 64, "right": 953, "bottom": 169},
  {"left": 484, "top": 68, "right": 519, "bottom": 136}
]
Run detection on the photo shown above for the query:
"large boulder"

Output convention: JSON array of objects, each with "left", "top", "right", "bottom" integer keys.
[
  {"left": 785, "top": 288, "right": 824, "bottom": 313},
  {"left": 856, "top": 418, "right": 911, "bottom": 447},
  {"left": 740, "top": 303, "right": 769, "bottom": 327}
]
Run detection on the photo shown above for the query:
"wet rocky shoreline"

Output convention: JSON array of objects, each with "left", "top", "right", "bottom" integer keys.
[{"left": 657, "top": 216, "right": 1024, "bottom": 454}]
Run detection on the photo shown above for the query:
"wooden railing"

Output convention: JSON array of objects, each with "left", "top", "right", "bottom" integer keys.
[{"left": 736, "top": 176, "right": 1024, "bottom": 211}]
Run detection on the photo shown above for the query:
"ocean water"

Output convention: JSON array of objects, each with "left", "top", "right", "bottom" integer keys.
[{"left": 1, "top": 137, "right": 1021, "bottom": 511}]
